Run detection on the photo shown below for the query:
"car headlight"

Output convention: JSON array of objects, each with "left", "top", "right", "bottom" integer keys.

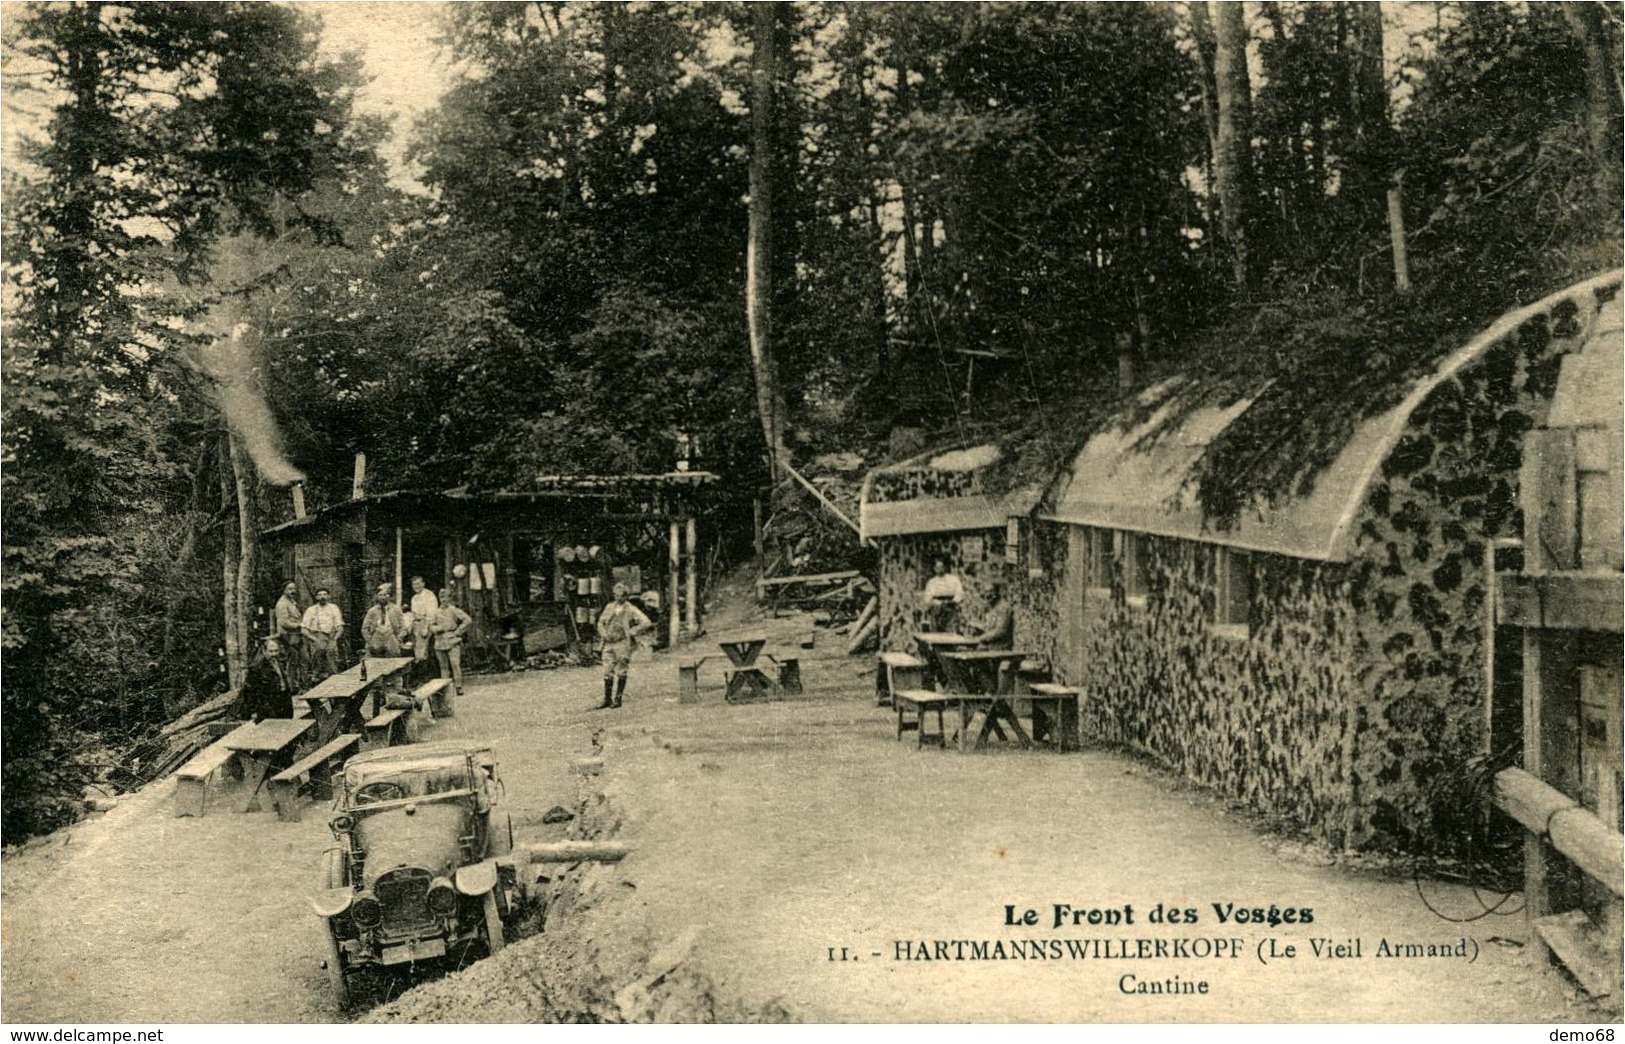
[
  {"left": 427, "top": 876, "right": 457, "bottom": 917},
  {"left": 329, "top": 812, "right": 354, "bottom": 836},
  {"left": 351, "top": 890, "right": 382, "bottom": 928}
]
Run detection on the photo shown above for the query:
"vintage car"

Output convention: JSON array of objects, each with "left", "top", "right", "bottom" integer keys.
[{"left": 312, "top": 741, "right": 523, "bottom": 1006}]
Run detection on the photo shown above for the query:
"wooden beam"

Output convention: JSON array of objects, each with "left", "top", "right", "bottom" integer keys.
[
  {"left": 782, "top": 461, "right": 862, "bottom": 538},
  {"left": 685, "top": 516, "right": 699, "bottom": 636},
  {"left": 668, "top": 520, "right": 681, "bottom": 648},
  {"left": 521, "top": 840, "right": 631, "bottom": 864},
  {"left": 1495, "top": 767, "right": 1624, "bottom": 897},
  {"left": 1496, "top": 572, "right": 1624, "bottom": 631}
]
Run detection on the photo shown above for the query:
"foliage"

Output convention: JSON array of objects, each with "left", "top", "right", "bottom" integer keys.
[{"left": 2, "top": 1, "right": 375, "bottom": 841}]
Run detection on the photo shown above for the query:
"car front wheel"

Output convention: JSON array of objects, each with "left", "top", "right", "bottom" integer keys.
[
  {"left": 482, "top": 890, "right": 505, "bottom": 956},
  {"left": 324, "top": 923, "right": 351, "bottom": 1008}
]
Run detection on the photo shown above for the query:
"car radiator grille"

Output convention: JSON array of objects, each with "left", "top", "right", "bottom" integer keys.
[{"left": 375, "top": 867, "right": 435, "bottom": 935}]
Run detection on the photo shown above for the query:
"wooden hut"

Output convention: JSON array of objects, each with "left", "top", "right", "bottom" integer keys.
[
  {"left": 1491, "top": 292, "right": 1622, "bottom": 997},
  {"left": 258, "top": 473, "right": 718, "bottom": 664},
  {"left": 861, "top": 271, "right": 1622, "bottom": 853}
]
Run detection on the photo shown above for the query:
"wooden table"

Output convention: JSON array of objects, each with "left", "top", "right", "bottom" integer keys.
[
  {"left": 298, "top": 657, "right": 413, "bottom": 743},
  {"left": 719, "top": 635, "right": 772, "bottom": 703},
  {"left": 222, "top": 718, "right": 314, "bottom": 812},
  {"left": 940, "top": 648, "right": 1037, "bottom": 751},
  {"left": 911, "top": 632, "right": 979, "bottom": 691}
]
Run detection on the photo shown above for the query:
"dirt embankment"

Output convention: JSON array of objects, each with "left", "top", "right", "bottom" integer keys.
[{"left": 362, "top": 735, "right": 790, "bottom": 1024}]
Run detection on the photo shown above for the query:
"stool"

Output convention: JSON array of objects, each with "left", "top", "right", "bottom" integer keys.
[
  {"left": 777, "top": 657, "right": 802, "bottom": 695},
  {"left": 1027, "top": 683, "right": 1081, "bottom": 752},
  {"left": 678, "top": 660, "right": 701, "bottom": 703},
  {"left": 893, "top": 689, "right": 957, "bottom": 749},
  {"left": 876, "top": 651, "right": 926, "bottom": 707}
]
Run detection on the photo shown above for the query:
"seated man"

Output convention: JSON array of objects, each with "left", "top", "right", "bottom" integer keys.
[
  {"left": 920, "top": 555, "right": 965, "bottom": 632},
  {"left": 969, "top": 582, "right": 1014, "bottom": 650}
]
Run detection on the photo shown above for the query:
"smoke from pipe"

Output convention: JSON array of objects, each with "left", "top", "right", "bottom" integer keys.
[{"left": 206, "top": 322, "right": 305, "bottom": 487}]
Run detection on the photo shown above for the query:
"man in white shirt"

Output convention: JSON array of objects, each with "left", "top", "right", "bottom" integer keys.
[
  {"left": 301, "top": 587, "right": 345, "bottom": 680},
  {"left": 921, "top": 556, "right": 965, "bottom": 631},
  {"left": 408, "top": 576, "right": 439, "bottom": 665},
  {"left": 274, "top": 580, "right": 306, "bottom": 690}
]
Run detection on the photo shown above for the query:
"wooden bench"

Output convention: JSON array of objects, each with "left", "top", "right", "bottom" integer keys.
[
  {"left": 415, "top": 677, "right": 452, "bottom": 719},
  {"left": 893, "top": 689, "right": 961, "bottom": 749},
  {"left": 876, "top": 651, "right": 926, "bottom": 707},
  {"left": 364, "top": 708, "right": 410, "bottom": 750},
  {"left": 173, "top": 739, "right": 243, "bottom": 818},
  {"left": 267, "top": 733, "right": 362, "bottom": 822},
  {"left": 1026, "top": 683, "right": 1082, "bottom": 752},
  {"left": 776, "top": 657, "right": 802, "bottom": 695}
]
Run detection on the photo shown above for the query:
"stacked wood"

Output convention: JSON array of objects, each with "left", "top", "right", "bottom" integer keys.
[
  {"left": 107, "top": 689, "right": 242, "bottom": 791},
  {"left": 845, "top": 595, "right": 881, "bottom": 655}
]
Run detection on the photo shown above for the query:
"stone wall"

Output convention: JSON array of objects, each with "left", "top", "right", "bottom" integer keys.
[{"left": 867, "top": 281, "right": 1618, "bottom": 853}]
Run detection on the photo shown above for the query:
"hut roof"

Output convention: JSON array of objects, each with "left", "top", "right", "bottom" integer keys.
[
  {"left": 1547, "top": 296, "right": 1622, "bottom": 430},
  {"left": 1044, "top": 272, "right": 1622, "bottom": 561},
  {"left": 261, "top": 472, "right": 719, "bottom": 538},
  {"left": 858, "top": 444, "right": 1045, "bottom": 539}
]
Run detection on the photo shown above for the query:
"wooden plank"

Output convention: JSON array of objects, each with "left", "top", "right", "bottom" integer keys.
[
  {"left": 1496, "top": 572, "right": 1624, "bottom": 631},
  {"left": 1534, "top": 910, "right": 1615, "bottom": 997},
  {"left": 756, "top": 570, "right": 862, "bottom": 589},
  {"left": 782, "top": 462, "right": 862, "bottom": 537},
  {"left": 1523, "top": 429, "right": 1578, "bottom": 573}
]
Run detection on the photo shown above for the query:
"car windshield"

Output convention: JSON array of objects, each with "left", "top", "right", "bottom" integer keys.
[{"left": 346, "top": 749, "right": 491, "bottom": 799}]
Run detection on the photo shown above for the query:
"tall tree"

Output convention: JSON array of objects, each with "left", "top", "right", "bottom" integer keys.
[
  {"left": 1211, "top": 0, "right": 1255, "bottom": 289},
  {"left": 747, "top": 1, "right": 790, "bottom": 479}
]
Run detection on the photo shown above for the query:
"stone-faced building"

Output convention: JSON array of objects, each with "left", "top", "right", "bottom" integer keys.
[{"left": 860, "top": 271, "right": 1622, "bottom": 852}]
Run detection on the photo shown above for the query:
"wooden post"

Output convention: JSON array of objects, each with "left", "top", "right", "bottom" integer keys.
[
  {"left": 1523, "top": 628, "right": 1551, "bottom": 968},
  {"left": 394, "top": 527, "right": 404, "bottom": 609},
  {"left": 1387, "top": 179, "right": 1411, "bottom": 295},
  {"left": 753, "top": 497, "right": 765, "bottom": 586},
  {"left": 292, "top": 483, "right": 307, "bottom": 520},
  {"left": 685, "top": 516, "right": 699, "bottom": 636},
  {"left": 351, "top": 452, "right": 367, "bottom": 501},
  {"left": 668, "top": 520, "right": 681, "bottom": 648}
]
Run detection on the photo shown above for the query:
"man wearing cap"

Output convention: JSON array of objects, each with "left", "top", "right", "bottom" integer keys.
[
  {"left": 430, "top": 587, "right": 473, "bottom": 704},
  {"left": 595, "top": 583, "right": 651, "bottom": 709},
  {"left": 301, "top": 587, "right": 345, "bottom": 680},
  {"left": 274, "top": 580, "right": 306, "bottom": 690},
  {"left": 363, "top": 583, "right": 406, "bottom": 658}
]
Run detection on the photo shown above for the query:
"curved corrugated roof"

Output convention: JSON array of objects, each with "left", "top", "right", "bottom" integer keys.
[{"left": 1043, "top": 271, "right": 1623, "bottom": 561}]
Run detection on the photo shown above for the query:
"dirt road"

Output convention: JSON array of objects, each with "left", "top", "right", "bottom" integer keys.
[{"left": 2, "top": 596, "right": 1611, "bottom": 1024}]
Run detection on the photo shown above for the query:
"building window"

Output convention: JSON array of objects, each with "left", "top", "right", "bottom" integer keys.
[
  {"left": 1084, "top": 527, "right": 1112, "bottom": 596},
  {"left": 1211, "top": 548, "right": 1252, "bottom": 640},
  {"left": 1119, "top": 532, "right": 1150, "bottom": 608}
]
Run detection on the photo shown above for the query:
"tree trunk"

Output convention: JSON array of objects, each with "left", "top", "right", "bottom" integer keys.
[
  {"left": 1563, "top": 0, "right": 1624, "bottom": 208},
  {"left": 1188, "top": 1, "right": 1221, "bottom": 191},
  {"left": 747, "top": 0, "right": 790, "bottom": 479},
  {"left": 219, "top": 437, "right": 242, "bottom": 692},
  {"left": 1346, "top": 1, "right": 1391, "bottom": 225},
  {"left": 1211, "top": 0, "right": 1255, "bottom": 290},
  {"left": 229, "top": 432, "right": 258, "bottom": 687}
]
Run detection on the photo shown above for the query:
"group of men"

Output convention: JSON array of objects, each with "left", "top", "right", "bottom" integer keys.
[{"left": 269, "top": 576, "right": 473, "bottom": 699}]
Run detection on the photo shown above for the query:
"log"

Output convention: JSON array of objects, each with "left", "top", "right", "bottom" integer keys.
[
  {"left": 852, "top": 595, "right": 879, "bottom": 633},
  {"left": 845, "top": 615, "right": 878, "bottom": 656},
  {"left": 521, "top": 840, "right": 632, "bottom": 864},
  {"left": 158, "top": 690, "right": 239, "bottom": 738},
  {"left": 1495, "top": 768, "right": 1624, "bottom": 896}
]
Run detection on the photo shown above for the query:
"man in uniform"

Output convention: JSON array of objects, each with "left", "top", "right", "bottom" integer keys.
[
  {"left": 595, "top": 582, "right": 651, "bottom": 709},
  {"left": 430, "top": 587, "right": 473, "bottom": 706},
  {"left": 274, "top": 580, "right": 306, "bottom": 690},
  {"left": 301, "top": 587, "right": 345, "bottom": 680},
  {"left": 362, "top": 583, "right": 405, "bottom": 657}
]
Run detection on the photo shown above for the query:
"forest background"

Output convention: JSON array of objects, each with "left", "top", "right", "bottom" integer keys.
[{"left": 3, "top": 1, "right": 1620, "bottom": 840}]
